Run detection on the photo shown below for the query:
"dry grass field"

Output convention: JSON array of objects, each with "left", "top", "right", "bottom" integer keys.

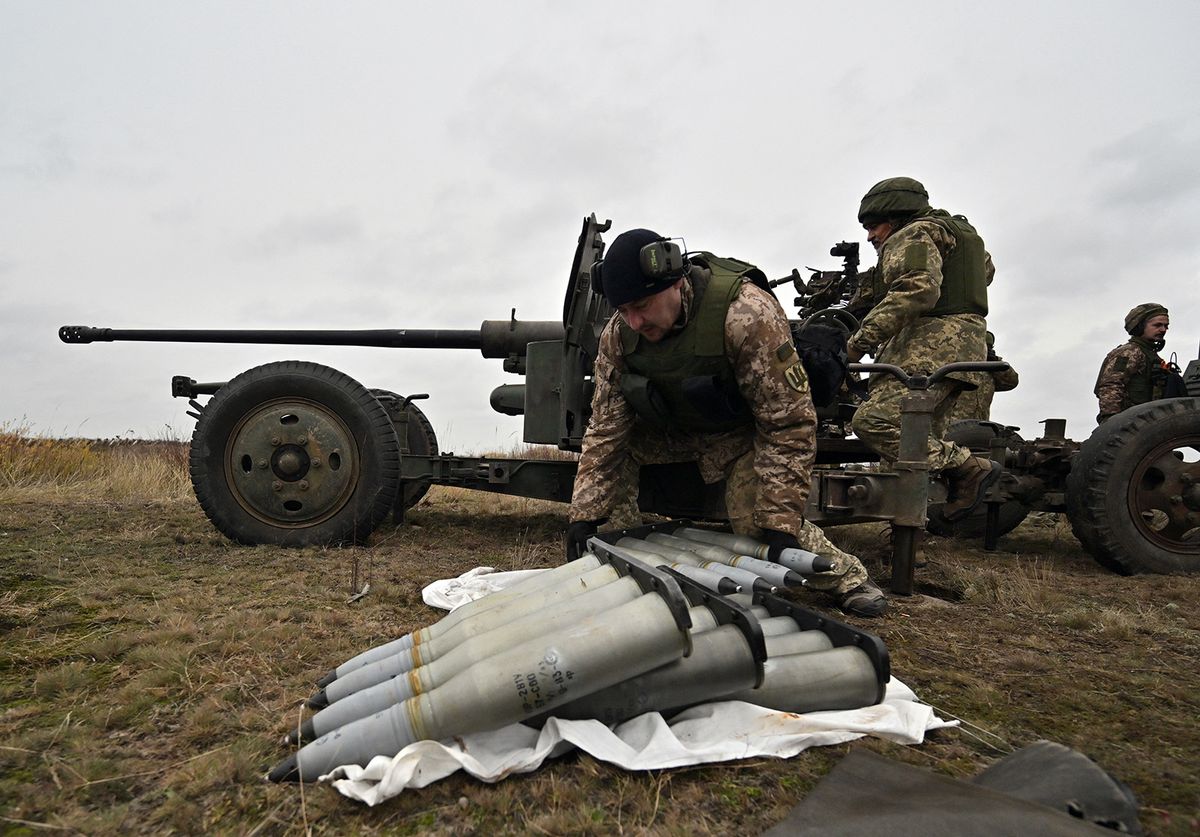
[{"left": 1, "top": 431, "right": 1198, "bottom": 835}]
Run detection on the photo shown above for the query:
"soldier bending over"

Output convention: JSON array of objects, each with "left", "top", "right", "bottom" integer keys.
[{"left": 565, "top": 228, "right": 887, "bottom": 617}]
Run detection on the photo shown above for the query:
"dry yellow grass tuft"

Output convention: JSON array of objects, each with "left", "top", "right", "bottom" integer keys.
[
  {"left": 0, "top": 424, "right": 191, "bottom": 501},
  {"left": 0, "top": 424, "right": 105, "bottom": 487}
]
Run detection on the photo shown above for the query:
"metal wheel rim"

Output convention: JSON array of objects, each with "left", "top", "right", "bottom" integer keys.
[
  {"left": 223, "top": 397, "right": 361, "bottom": 528},
  {"left": 1127, "top": 434, "right": 1200, "bottom": 552}
]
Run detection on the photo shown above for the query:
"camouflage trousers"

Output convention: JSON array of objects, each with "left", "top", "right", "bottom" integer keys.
[
  {"left": 602, "top": 441, "right": 869, "bottom": 596},
  {"left": 851, "top": 376, "right": 973, "bottom": 472},
  {"left": 947, "top": 373, "right": 995, "bottom": 424}
]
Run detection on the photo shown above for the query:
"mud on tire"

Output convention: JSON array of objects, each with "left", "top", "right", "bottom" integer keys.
[
  {"left": 190, "top": 361, "right": 400, "bottom": 547},
  {"left": 1066, "top": 398, "right": 1200, "bottom": 574}
]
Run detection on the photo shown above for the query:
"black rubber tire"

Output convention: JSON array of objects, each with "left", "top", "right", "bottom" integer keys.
[
  {"left": 190, "top": 361, "right": 400, "bottom": 546},
  {"left": 1066, "top": 398, "right": 1200, "bottom": 574},
  {"left": 368, "top": 389, "right": 438, "bottom": 510},
  {"left": 926, "top": 420, "right": 1029, "bottom": 539}
]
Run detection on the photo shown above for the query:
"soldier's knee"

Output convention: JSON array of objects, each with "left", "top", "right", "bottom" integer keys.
[{"left": 851, "top": 404, "right": 895, "bottom": 441}]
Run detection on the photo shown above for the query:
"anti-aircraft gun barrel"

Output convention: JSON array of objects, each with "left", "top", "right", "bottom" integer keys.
[{"left": 58, "top": 321, "right": 566, "bottom": 359}]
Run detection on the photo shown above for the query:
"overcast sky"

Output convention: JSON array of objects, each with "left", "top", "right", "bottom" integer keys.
[{"left": 3, "top": 1, "right": 1198, "bottom": 455}]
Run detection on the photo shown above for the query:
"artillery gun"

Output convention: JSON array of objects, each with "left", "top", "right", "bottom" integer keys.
[{"left": 59, "top": 214, "right": 1200, "bottom": 585}]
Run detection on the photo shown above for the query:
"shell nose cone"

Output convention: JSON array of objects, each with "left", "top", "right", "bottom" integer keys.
[
  {"left": 267, "top": 753, "right": 300, "bottom": 783},
  {"left": 287, "top": 718, "right": 317, "bottom": 745}
]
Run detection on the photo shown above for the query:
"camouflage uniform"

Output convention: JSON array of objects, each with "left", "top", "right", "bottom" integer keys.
[
  {"left": 949, "top": 343, "right": 1019, "bottom": 424},
  {"left": 1094, "top": 337, "right": 1167, "bottom": 423},
  {"left": 949, "top": 364, "right": 1019, "bottom": 423},
  {"left": 570, "top": 268, "right": 869, "bottom": 595},
  {"left": 848, "top": 219, "right": 990, "bottom": 469}
]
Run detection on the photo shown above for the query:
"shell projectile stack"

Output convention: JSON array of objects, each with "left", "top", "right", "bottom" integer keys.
[{"left": 268, "top": 522, "right": 889, "bottom": 783}]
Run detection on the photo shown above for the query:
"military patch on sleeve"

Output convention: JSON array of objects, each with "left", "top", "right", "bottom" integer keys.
[
  {"left": 1113, "top": 357, "right": 1128, "bottom": 372},
  {"left": 783, "top": 360, "right": 809, "bottom": 393},
  {"left": 775, "top": 341, "right": 797, "bottom": 363},
  {"left": 903, "top": 242, "right": 929, "bottom": 272}
]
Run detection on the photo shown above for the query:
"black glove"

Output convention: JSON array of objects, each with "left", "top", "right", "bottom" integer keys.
[
  {"left": 761, "top": 528, "right": 802, "bottom": 564},
  {"left": 565, "top": 519, "right": 602, "bottom": 563}
]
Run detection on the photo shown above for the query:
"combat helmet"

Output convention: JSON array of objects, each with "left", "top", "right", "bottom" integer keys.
[
  {"left": 858, "top": 177, "right": 931, "bottom": 225},
  {"left": 1124, "top": 302, "right": 1168, "bottom": 336}
]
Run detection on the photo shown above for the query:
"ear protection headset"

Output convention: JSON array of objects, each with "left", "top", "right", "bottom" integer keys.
[{"left": 590, "top": 237, "right": 686, "bottom": 296}]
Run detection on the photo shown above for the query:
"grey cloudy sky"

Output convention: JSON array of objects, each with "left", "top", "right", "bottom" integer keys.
[{"left": 2, "top": 1, "right": 1198, "bottom": 453}]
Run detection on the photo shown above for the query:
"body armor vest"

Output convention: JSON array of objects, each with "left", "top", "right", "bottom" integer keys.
[
  {"left": 1124, "top": 338, "right": 1167, "bottom": 407},
  {"left": 921, "top": 210, "right": 988, "bottom": 317},
  {"left": 618, "top": 271, "right": 749, "bottom": 433}
]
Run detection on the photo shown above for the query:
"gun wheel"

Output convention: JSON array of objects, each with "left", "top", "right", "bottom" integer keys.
[
  {"left": 190, "top": 361, "right": 400, "bottom": 546},
  {"left": 1066, "top": 398, "right": 1200, "bottom": 574},
  {"left": 926, "top": 420, "right": 1029, "bottom": 539}
]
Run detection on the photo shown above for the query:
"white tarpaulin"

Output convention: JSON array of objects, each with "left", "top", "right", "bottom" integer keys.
[{"left": 325, "top": 567, "right": 955, "bottom": 806}]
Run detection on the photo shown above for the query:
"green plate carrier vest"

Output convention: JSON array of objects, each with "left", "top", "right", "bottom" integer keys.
[
  {"left": 922, "top": 210, "right": 988, "bottom": 317},
  {"left": 618, "top": 270, "right": 749, "bottom": 433},
  {"left": 1124, "top": 338, "right": 1167, "bottom": 407}
]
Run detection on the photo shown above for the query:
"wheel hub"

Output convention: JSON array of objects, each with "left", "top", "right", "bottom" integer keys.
[
  {"left": 225, "top": 398, "right": 359, "bottom": 526},
  {"left": 1129, "top": 438, "right": 1200, "bottom": 549},
  {"left": 271, "top": 445, "right": 310, "bottom": 481}
]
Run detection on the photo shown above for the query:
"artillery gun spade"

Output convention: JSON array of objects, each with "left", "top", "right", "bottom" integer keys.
[{"left": 59, "top": 215, "right": 1200, "bottom": 582}]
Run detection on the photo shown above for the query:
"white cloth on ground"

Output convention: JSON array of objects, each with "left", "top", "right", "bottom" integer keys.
[
  {"left": 324, "top": 566, "right": 955, "bottom": 806},
  {"left": 421, "top": 566, "right": 546, "bottom": 611}
]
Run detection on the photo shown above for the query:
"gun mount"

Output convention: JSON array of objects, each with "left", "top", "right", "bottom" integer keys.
[{"left": 59, "top": 213, "right": 1200, "bottom": 583}]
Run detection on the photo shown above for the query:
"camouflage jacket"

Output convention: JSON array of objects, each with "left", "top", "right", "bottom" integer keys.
[
  {"left": 1095, "top": 338, "right": 1164, "bottom": 421},
  {"left": 847, "top": 218, "right": 990, "bottom": 383},
  {"left": 569, "top": 269, "right": 817, "bottom": 536}
]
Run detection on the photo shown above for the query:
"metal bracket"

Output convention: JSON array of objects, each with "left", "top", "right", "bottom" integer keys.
[
  {"left": 662, "top": 567, "right": 768, "bottom": 687},
  {"left": 586, "top": 540, "right": 694, "bottom": 645}
]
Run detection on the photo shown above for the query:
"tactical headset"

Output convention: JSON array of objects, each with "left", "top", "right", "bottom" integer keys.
[{"left": 590, "top": 237, "right": 686, "bottom": 298}]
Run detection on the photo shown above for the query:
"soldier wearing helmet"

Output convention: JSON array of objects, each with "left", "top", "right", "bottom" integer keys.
[
  {"left": 1094, "top": 303, "right": 1179, "bottom": 423},
  {"left": 846, "top": 177, "right": 1001, "bottom": 522},
  {"left": 566, "top": 227, "right": 887, "bottom": 617}
]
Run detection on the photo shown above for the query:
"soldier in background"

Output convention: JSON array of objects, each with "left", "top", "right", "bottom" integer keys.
[
  {"left": 566, "top": 227, "right": 887, "bottom": 617},
  {"left": 846, "top": 177, "right": 1001, "bottom": 522},
  {"left": 1094, "top": 303, "right": 1179, "bottom": 424},
  {"left": 949, "top": 332, "right": 1020, "bottom": 423}
]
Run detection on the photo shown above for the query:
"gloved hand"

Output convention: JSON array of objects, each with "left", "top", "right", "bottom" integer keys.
[
  {"left": 565, "top": 519, "right": 602, "bottom": 562},
  {"left": 761, "top": 528, "right": 803, "bottom": 564}
]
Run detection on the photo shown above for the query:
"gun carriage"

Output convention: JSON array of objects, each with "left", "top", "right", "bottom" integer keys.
[{"left": 59, "top": 214, "right": 1200, "bottom": 587}]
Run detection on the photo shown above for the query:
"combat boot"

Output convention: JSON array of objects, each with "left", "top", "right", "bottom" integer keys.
[
  {"left": 942, "top": 456, "right": 1001, "bottom": 522},
  {"left": 836, "top": 580, "right": 888, "bottom": 617}
]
